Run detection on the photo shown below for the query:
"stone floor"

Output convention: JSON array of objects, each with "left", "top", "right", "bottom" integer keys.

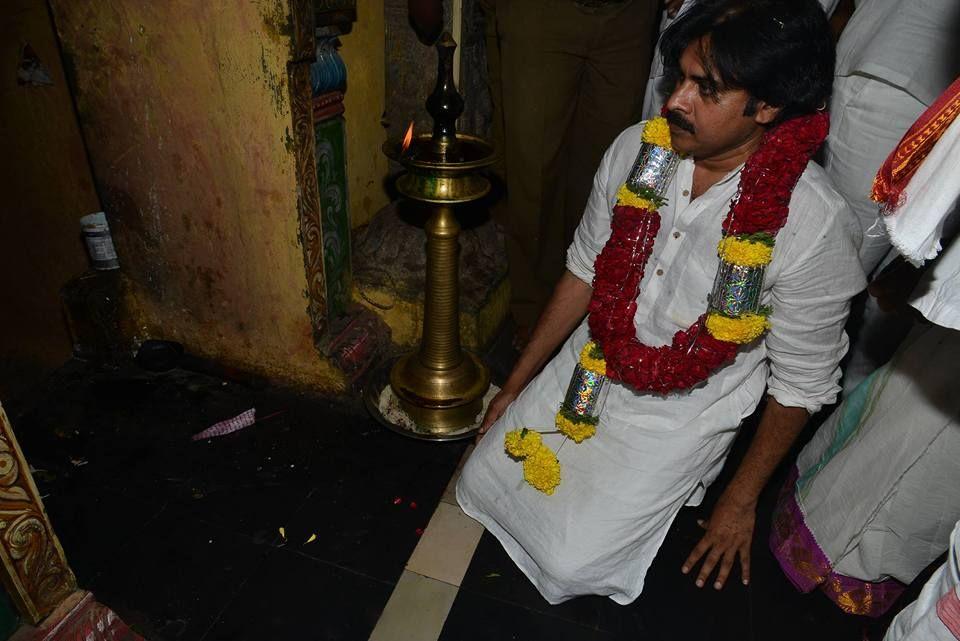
[{"left": 5, "top": 343, "right": 918, "bottom": 640}]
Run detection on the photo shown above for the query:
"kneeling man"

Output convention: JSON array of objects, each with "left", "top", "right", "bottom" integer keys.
[{"left": 457, "top": 0, "right": 864, "bottom": 605}]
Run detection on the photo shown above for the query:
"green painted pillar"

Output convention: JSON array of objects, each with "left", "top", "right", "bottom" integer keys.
[{"left": 312, "top": 36, "right": 352, "bottom": 321}]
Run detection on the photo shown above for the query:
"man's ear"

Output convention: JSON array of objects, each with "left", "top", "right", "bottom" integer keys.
[{"left": 754, "top": 101, "right": 782, "bottom": 125}]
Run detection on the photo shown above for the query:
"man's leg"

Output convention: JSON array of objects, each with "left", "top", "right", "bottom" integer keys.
[
  {"left": 561, "top": 0, "right": 657, "bottom": 249},
  {"left": 495, "top": 1, "right": 586, "bottom": 330}
]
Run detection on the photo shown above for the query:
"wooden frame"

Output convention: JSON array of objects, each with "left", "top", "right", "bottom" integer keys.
[{"left": 0, "top": 405, "right": 76, "bottom": 625}]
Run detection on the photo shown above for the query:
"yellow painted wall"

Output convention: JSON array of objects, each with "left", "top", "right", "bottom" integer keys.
[
  {"left": 49, "top": 1, "right": 344, "bottom": 391},
  {"left": 339, "top": 0, "right": 390, "bottom": 228},
  {"left": 0, "top": 0, "right": 101, "bottom": 400}
]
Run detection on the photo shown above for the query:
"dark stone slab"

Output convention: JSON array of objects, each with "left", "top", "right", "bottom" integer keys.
[
  {"left": 11, "top": 359, "right": 464, "bottom": 639},
  {"left": 88, "top": 509, "right": 273, "bottom": 641},
  {"left": 203, "top": 548, "right": 392, "bottom": 641},
  {"left": 440, "top": 587, "right": 628, "bottom": 641}
]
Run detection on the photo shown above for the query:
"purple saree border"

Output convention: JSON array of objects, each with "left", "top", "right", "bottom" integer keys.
[{"left": 769, "top": 466, "right": 906, "bottom": 618}]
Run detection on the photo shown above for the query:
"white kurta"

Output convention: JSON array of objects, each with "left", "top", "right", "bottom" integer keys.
[{"left": 457, "top": 122, "right": 865, "bottom": 605}]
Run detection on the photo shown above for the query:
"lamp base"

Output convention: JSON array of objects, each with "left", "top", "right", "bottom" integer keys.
[
  {"left": 363, "top": 358, "right": 497, "bottom": 442},
  {"left": 389, "top": 350, "right": 490, "bottom": 434}
]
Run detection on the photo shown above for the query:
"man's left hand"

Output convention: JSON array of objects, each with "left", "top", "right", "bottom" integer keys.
[{"left": 681, "top": 493, "right": 756, "bottom": 590}]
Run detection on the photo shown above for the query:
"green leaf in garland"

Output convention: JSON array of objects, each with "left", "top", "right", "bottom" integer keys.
[
  {"left": 557, "top": 406, "right": 600, "bottom": 426},
  {"left": 734, "top": 231, "right": 776, "bottom": 247}
]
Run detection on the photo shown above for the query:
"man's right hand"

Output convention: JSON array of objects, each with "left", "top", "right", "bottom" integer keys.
[
  {"left": 475, "top": 271, "right": 594, "bottom": 444},
  {"left": 476, "top": 388, "right": 518, "bottom": 443}
]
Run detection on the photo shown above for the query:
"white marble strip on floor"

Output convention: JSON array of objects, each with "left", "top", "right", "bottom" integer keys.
[
  {"left": 368, "top": 445, "right": 481, "bottom": 641},
  {"left": 368, "top": 571, "right": 458, "bottom": 641},
  {"left": 405, "top": 501, "right": 484, "bottom": 586}
]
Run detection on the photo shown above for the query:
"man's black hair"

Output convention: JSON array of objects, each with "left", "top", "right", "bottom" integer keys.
[{"left": 660, "top": 0, "right": 834, "bottom": 122}]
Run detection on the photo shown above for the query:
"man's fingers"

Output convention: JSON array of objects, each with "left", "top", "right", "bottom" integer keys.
[
  {"left": 695, "top": 547, "right": 723, "bottom": 588},
  {"left": 479, "top": 403, "right": 501, "bottom": 432},
  {"left": 713, "top": 549, "right": 735, "bottom": 590},
  {"left": 475, "top": 413, "right": 493, "bottom": 443},
  {"left": 476, "top": 397, "right": 509, "bottom": 442},
  {"left": 681, "top": 537, "right": 710, "bottom": 575},
  {"left": 739, "top": 544, "right": 751, "bottom": 586}
]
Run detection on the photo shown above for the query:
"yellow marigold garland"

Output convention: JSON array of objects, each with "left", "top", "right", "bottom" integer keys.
[
  {"left": 616, "top": 185, "right": 659, "bottom": 212},
  {"left": 578, "top": 341, "right": 607, "bottom": 375},
  {"left": 555, "top": 411, "right": 597, "bottom": 443},
  {"left": 522, "top": 446, "right": 561, "bottom": 495},
  {"left": 717, "top": 236, "right": 774, "bottom": 267},
  {"left": 705, "top": 312, "right": 771, "bottom": 344},
  {"left": 504, "top": 428, "right": 542, "bottom": 459},
  {"left": 503, "top": 429, "right": 562, "bottom": 495},
  {"left": 641, "top": 116, "right": 672, "bottom": 148}
]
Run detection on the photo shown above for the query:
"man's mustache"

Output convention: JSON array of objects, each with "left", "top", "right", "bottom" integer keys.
[{"left": 666, "top": 110, "right": 695, "bottom": 134}]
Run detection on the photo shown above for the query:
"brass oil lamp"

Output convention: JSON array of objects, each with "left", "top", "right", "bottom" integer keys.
[{"left": 381, "top": 32, "right": 495, "bottom": 437}]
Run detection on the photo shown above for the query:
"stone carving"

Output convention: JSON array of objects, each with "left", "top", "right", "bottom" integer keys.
[
  {"left": 0, "top": 404, "right": 76, "bottom": 624},
  {"left": 290, "top": 62, "right": 329, "bottom": 338}
]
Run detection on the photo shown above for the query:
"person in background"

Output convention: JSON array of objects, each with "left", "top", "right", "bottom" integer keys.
[
  {"left": 823, "top": 0, "right": 960, "bottom": 393},
  {"left": 772, "top": 78, "right": 960, "bottom": 622},
  {"left": 410, "top": 0, "right": 660, "bottom": 345}
]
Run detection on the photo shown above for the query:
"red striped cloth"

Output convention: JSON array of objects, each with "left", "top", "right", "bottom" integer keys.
[
  {"left": 872, "top": 75, "right": 960, "bottom": 213},
  {"left": 937, "top": 588, "right": 960, "bottom": 639}
]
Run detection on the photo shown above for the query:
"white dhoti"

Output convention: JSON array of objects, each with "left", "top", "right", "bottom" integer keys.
[{"left": 457, "top": 323, "right": 755, "bottom": 604}]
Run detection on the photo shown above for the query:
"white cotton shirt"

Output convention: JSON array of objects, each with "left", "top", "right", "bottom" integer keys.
[
  {"left": 835, "top": 0, "right": 960, "bottom": 107},
  {"left": 457, "top": 122, "right": 865, "bottom": 605}
]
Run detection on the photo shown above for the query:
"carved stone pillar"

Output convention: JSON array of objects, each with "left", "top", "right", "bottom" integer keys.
[{"left": 0, "top": 404, "right": 76, "bottom": 625}]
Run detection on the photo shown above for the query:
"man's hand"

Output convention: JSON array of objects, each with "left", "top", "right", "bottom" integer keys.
[
  {"left": 680, "top": 398, "right": 807, "bottom": 590},
  {"left": 682, "top": 493, "right": 756, "bottom": 589},
  {"left": 476, "top": 388, "right": 518, "bottom": 443},
  {"left": 474, "top": 271, "right": 594, "bottom": 444}
]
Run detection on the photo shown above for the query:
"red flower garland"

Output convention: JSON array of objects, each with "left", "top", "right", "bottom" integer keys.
[{"left": 588, "top": 112, "right": 830, "bottom": 394}]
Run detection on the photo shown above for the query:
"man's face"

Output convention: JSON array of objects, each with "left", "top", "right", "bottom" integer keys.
[{"left": 664, "top": 39, "right": 768, "bottom": 160}]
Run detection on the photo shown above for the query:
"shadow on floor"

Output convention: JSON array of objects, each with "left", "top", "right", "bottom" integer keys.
[{"left": 10, "top": 359, "right": 466, "bottom": 641}]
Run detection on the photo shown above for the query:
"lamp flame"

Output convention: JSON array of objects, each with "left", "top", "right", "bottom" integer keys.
[{"left": 401, "top": 122, "right": 415, "bottom": 155}]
